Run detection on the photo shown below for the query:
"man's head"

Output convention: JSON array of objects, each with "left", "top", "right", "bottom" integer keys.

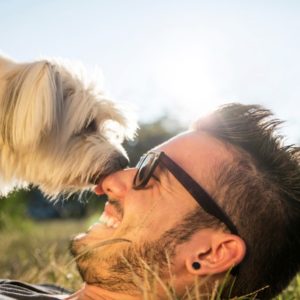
[{"left": 70, "top": 103, "right": 300, "bottom": 299}]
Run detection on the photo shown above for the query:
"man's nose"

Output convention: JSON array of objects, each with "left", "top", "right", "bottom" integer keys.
[{"left": 100, "top": 168, "right": 136, "bottom": 199}]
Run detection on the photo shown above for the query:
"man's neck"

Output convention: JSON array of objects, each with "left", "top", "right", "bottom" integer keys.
[{"left": 65, "top": 284, "right": 141, "bottom": 300}]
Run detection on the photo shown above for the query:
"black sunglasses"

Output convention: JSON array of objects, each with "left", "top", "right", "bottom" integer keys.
[{"left": 133, "top": 151, "right": 238, "bottom": 236}]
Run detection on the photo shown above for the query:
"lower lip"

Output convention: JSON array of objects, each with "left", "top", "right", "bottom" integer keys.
[{"left": 88, "top": 218, "right": 115, "bottom": 232}]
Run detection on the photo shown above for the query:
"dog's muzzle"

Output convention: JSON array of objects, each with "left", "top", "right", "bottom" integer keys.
[
  {"left": 118, "top": 155, "right": 129, "bottom": 169},
  {"left": 89, "top": 154, "right": 129, "bottom": 185}
]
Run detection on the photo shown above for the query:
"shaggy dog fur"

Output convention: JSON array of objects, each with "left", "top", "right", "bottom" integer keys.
[{"left": 0, "top": 55, "right": 136, "bottom": 197}]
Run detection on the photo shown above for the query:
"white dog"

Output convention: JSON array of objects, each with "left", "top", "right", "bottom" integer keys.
[{"left": 0, "top": 55, "right": 136, "bottom": 197}]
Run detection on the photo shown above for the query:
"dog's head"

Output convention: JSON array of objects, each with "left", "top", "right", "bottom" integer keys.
[{"left": 0, "top": 56, "right": 137, "bottom": 197}]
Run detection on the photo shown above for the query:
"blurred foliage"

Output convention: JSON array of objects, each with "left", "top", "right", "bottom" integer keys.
[
  {"left": 0, "top": 219, "right": 86, "bottom": 290},
  {"left": 0, "top": 189, "right": 30, "bottom": 231}
]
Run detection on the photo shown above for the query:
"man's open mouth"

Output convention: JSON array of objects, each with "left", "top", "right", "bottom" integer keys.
[
  {"left": 98, "top": 200, "right": 123, "bottom": 229},
  {"left": 99, "top": 211, "right": 120, "bottom": 229}
]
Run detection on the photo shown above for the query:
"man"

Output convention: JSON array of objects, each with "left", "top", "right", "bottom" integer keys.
[{"left": 1, "top": 103, "right": 300, "bottom": 299}]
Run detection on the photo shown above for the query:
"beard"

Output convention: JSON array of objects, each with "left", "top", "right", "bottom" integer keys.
[
  {"left": 69, "top": 208, "right": 203, "bottom": 295},
  {"left": 70, "top": 230, "right": 177, "bottom": 294}
]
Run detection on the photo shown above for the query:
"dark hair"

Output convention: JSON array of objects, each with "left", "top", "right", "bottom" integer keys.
[{"left": 192, "top": 103, "right": 300, "bottom": 299}]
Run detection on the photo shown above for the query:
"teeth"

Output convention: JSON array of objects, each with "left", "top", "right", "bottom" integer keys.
[
  {"left": 99, "top": 213, "right": 108, "bottom": 223},
  {"left": 113, "top": 221, "right": 120, "bottom": 229},
  {"left": 99, "top": 211, "right": 120, "bottom": 229},
  {"left": 107, "top": 217, "right": 114, "bottom": 227}
]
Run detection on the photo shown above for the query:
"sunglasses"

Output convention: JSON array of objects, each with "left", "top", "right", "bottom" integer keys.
[{"left": 133, "top": 151, "right": 238, "bottom": 236}]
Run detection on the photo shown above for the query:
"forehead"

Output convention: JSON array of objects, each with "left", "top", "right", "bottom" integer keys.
[{"left": 154, "top": 131, "right": 234, "bottom": 191}]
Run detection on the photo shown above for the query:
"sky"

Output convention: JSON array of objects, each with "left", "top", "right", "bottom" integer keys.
[{"left": 0, "top": 0, "right": 299, "bottom": 143}]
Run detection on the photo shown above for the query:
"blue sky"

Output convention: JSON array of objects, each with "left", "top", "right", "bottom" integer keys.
[{"left": 1, "top": 0, "right": 299, "bottom": 143}]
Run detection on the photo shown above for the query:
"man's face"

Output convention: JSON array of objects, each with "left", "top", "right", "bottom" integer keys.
[{"left": 70, "top": 131, "right": 232, "bottom": 294}]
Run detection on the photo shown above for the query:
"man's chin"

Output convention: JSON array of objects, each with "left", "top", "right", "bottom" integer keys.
[
  {"left": 69, "top": 236, "right": 130, "bottom": 288},
  {"left": 69, "top": 226, "right": 132, "bottom": 276},
  {"left": 69, "top": 228, "right": 104, "bottom": 262},
  {"left": 69, "top": 233, "right": 86, "bottom": 261}
]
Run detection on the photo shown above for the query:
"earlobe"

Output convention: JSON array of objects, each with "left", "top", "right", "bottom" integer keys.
[
  {"left": 185, "top": 246, "right": 215, "bottom": 275},
  {"left": 185, "top": 259, "right": 203, "bottom": 275}
]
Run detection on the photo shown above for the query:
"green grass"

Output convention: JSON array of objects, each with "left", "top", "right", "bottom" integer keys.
[
  {"left": 0, "top": 214, "right": 299, "bottom": 299},
  {"left": 0, "top": 217, "right": 86, "bottom": 291}
]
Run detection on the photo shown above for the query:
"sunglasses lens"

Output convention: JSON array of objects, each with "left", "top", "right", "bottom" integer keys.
[{"left": 134, "top": 153, "right": 156, "bottom": 188}]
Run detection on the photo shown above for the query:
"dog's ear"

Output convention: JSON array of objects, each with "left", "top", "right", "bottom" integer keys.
[{"left": 0, "top": 60, "right": 62, "bottom": 150}]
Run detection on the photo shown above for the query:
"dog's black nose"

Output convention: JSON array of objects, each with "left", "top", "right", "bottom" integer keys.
[{"left": 119, "top": 156, "right": 129, "bottom": 168}]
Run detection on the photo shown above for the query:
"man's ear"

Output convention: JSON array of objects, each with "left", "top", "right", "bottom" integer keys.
[{"left": 183, "top": 229, "right": 246, "bottom": 276}]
